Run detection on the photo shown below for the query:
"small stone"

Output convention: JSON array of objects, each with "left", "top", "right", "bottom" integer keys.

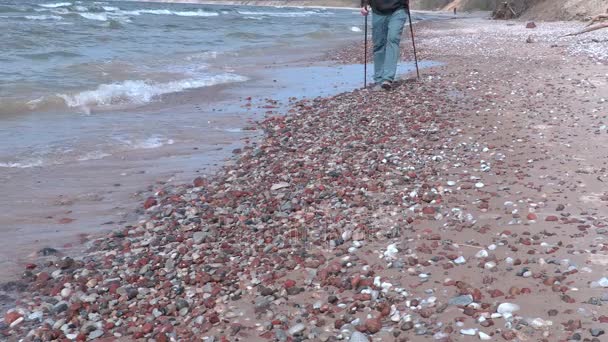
[
  {"left": 88, "top": 330, "right": 104, "bottom": 339},
  {"left": 479, "top": 331, "right": 492, "bottom": 340},
  {"left": 284, "top": 279, "right": 296, "bottom": 289},
  {"left": 349, "top": 331, "right": 369, "bottom": 342},
  {"left": 9, "top": 317, "right": 23, "bottom": 328},
  {"left": 4, "top": 312, "right": 22, "bottom": 325},
  {"left": 288, "top": 323, "right": 306, "bottom": 335},
  {"left": 38, "top": 247, "right": 59, "bottom": 256},
  {"left": 526, "top": 22, "right": 536, "bottom": 29},
  {"left": 275, "top": 329, "right": 288, "bottom": 341},
  {"left": 460, "top": 328, "right": 477, "bottom": 336},
  {"left": 591, "top": 277, "right": 608, "bottom": 288},
  {"left": 271, "top": 182, "right": 290, "bottom": 191},
  {"left": 193, "top": 176, "right": 206, "bottom": 187},
  {"left": 142, "top": 323, "right": 153, "bottom": 334},
  {"left": 590, "top": 329, "right": 604, "bottom": 337},
  {"left": 53, "top": 302, "right": 69, "bottom": 314},
  {"left": 449, "top": 295, "right": 473, "bottom": 306},
  {"left": 454, "top": 256, "right": 466, "bottom": 264},
  {"left": 497, "top": 303, "right": 520, "bottom": 315},
  {"left": 143, "top": 197, "right": 157, "bottom": 209},
  {"left": 475, "top": 250, "right": 489, "bottom": 258},
  {"left": 400, "top": 321, "right": 414, "bottom": 331},
  {"left": 365, "top": 318, "right": 382, "bottom": 334},
  {"left": 501, "top": 331, "right": 516, "bottom": 340},
  {"left": 193, "top": 232, "right": 207, "bottom": 244}
]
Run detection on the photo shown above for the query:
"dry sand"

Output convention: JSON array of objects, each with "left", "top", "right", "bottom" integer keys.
[{"left": 2, "top": 16, "right": 608, "bottom": 342}]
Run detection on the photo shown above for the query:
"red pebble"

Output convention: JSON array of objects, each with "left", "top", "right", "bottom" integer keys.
[
  {"left": 422, "top": 207, "right": 436, "bottom": 215},
  {"left": 284, "top": 279, "right": 296, "bottom": 289},
  {"left": 545, "top": 216, "right": 558, "bottom": 222},
  {"left": 193, "top": 177, "right": 206, "bottom": 187},
  {"left": 141, "top": 323, "right": 153, "bottom": 334},
  {"left": 143, "top": 197, "right": 157, "bottom": 209},
  {"left": 4, "top": 312, "right": 22, "bottom": 325},
  {"left": 365, "top": 318, "right": 382, "bottom": 334}
]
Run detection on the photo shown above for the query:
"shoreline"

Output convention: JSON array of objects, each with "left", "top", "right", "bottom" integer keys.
[
  {"left": 3, "top": 15, "right": 608, "bottom": 342},
  {"left": 136, "top": 0, "right": 361, "bottom": 9}
]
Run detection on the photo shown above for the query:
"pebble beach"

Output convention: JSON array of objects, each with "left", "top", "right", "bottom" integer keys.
[{"left": 2, "top": 15, "right": 608, "bottom": 342}]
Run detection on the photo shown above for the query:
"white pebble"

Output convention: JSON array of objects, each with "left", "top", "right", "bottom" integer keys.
[{"left": 475, "top": 249, "right": 489, "bottom": 258}]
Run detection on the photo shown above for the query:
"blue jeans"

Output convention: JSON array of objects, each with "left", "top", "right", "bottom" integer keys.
[{"left": 372, "top": 8, "right": 407, "bottom": 83}]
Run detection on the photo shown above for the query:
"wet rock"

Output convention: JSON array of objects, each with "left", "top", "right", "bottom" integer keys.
[
  {"left": 143, "top": 197, "right": 157, "bottom": 209},
  {"left": 37, "top": 247, "right": 59, "bottom": 256}
]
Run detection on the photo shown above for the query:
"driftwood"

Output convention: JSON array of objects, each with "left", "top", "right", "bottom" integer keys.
[
  {"left": 493, "top": 2, "right": 519, "bottom": 20},
  {"left": 565, "top": 22, "right": 608, "bottom": 37},
  {"left": 564, "top": 9, "right": 608, "bottom": 37},
  {"left": 586, "top": 13, "right": 608, "bottom": 27}
]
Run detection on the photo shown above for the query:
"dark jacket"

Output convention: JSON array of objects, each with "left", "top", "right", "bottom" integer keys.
[{"left": 361, "top": 0, "right": 409, "bottom": 15}]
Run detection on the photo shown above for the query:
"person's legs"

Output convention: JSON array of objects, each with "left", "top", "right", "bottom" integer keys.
[
  {"left": 381, "top": 8, "right": 407, "bottom": 82},
  {"left": 372, "top": 12, "right": 389, "bottom": 84}
]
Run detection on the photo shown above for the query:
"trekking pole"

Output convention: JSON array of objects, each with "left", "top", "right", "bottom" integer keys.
[
  {"left": 406, "top": 6, "right": 420, "bottom": 79},
  {"left": 364, "top": 10, "right": 368, "bottom": 88}
]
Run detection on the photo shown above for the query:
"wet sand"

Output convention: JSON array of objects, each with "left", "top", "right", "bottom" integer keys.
[{"left": 2, "top": 15, "right": 608, "bottom": 342}]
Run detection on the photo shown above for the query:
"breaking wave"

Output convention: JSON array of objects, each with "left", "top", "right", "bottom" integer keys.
[
  {"left": 78, "top": 12, "right": 108, "bottom": 21},
  {"left": 236, "top": 10, "right": 326, "bottom": 17},
  {"left": 38, "top": 2, "right": 72, "bottom": 8},
  {"left": 57, "top": 74, "right": 248, "bottom": 112},
  {"left": 24, "top": 14, "right": 63, "bottom": 20},
  {"left": 119, "top": 9, "right": 219, "bottom": 17}
]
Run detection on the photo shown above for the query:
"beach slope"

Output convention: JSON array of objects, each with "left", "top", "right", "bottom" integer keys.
[{"left": 2, "top": 16, "right": 608, "bottom": 342}]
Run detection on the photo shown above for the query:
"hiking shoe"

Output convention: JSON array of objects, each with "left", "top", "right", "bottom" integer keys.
[
  {"left": 381, "top": 80, "right": 392, "bottom": 90},
  {"left": 371, "top": 83, "right": 383, "bottom": 91}
]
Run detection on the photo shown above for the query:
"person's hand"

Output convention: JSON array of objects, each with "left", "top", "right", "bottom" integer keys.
[{"left": 361, "top": 6, "right": 369, "bottom": 16}]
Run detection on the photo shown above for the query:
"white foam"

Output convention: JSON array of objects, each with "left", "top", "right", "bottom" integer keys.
[
  {"left": 57, "top": 74, "right": 247, "bottom": 112},
  {"left": 136, "top": 137, "right": 174, "bottom": 149},
  {"left": 39, "top": 2, "right": 72, "bottom": 8},
  {"left": 237, "top": 10, "right": 323, "bottom": 17},
  {"left": 0, "top": 159, "right": 44, "bottom": 168},
  {"left": 76, "top": 151, "right": 111, "bottom": 161},
  {"left": 25, "top": 15, "right": 63, "bottom": 20},
  {"left": 120, "top": 9, "right": 219, "bottom": 17},
  {"left": 102, "top": 6, "right": 119, "bottom": 11},
  {"left": 350, "top": 26, "right": 362, "bottom": 32},
  {"left": 79, "top": 12, "right": 108, "bottom": 21},
  {"left": 114, "top": 136, "right": 175, "bottom": 150}
]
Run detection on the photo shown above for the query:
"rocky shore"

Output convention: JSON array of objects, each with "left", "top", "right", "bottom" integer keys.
[{"left": 2, "top": 17, "right": 608, "bottom": 342}]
